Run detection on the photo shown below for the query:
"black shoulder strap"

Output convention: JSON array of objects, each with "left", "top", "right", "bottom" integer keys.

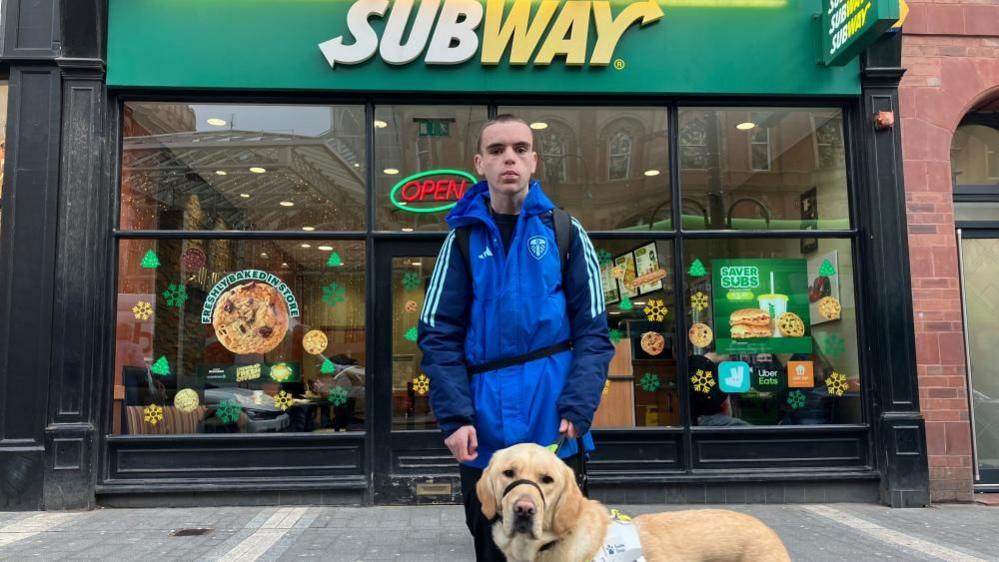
[
  {"left": 455, "top": 227, "right": 472, "bottom": 277},
  {"left": 551, "top": 207, "right": 573, "bottom": 279}
]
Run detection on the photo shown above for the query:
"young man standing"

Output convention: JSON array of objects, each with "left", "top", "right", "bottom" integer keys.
[{"left": 418, "top": 115, "right": 614, "bottom": 560}]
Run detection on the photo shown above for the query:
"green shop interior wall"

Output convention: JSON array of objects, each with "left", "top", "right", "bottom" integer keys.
[{"left": 107, "top": 0, "right": 861, "bottom": 95}]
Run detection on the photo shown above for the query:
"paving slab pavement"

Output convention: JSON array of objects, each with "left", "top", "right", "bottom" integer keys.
[{"left": 0, "top": 503, "right": 997, "bottom": 561}]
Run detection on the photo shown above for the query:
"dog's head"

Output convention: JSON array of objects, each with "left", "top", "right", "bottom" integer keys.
[{"left": 476, "top": 443, "right": 585, "bottom": 539}]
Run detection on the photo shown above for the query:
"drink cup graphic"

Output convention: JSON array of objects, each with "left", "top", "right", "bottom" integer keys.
[{"left": 757, "top": 293, "right": 788, "bottom": 337}]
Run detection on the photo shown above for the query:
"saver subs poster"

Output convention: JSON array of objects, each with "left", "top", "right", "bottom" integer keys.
[{"left": 712, "top": 259, "right": 813, "bottom": 354}]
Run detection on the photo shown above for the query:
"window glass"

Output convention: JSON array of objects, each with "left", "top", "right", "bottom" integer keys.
[
  {"left": 679, "top": 108, "right": 849, "bottom": 231},
  {"left": 0, "top": 82, "right": 8, "bottom": 241},
  {"left": 683, "top": 238, "right": 861, "bottom": 426},
  {"left": 392, "top": 256, "right": 437, "bottom": 430},
  {"left": 112, "top": 239, "right": 366, "bottom": 434},
  {"left": 592, "top": 239, "right": 677, "bottom": 428},
  {"left": 955, "top": 202, "right": 999, "bottom": 222},
  {"left": 375, "top": 105, "right": 488, "bottom": 232},
  {"left": 120, "top": 103, "right": 366, "bottom": 231},
  {"left": 951, "top": 123, "right": 999, "bottom": 187},
  {"left": 499, "top": 107, "right": 670, "bottom": 231}
]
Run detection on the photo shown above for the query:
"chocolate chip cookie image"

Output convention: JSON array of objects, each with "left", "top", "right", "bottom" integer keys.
[{"left": 212, "top": 281, "right": 289, "bottom": 354}]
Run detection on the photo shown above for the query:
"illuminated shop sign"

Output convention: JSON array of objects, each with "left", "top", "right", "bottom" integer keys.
[
  {"left": 390, "top": 169, "right": 477, "bottom": 213},
  {"left": 319, "top": 0, "right": 664, "bottom": 68},
  {"left": 822, "top": 0, "right": 899, "bottom": 66}
]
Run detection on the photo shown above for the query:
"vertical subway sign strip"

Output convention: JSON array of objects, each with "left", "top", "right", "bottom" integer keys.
[{"left": 822, "top": 0, "right": 899, "bottom": 66}]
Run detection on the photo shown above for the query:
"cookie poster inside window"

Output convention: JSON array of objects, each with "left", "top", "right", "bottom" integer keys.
[{"left": 202, "top": 270, "right": 302, "bottom": 355}]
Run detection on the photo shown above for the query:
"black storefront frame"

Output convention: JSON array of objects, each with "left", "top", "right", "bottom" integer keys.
[{"left": 95, "top": 92, "right": 887, "bottom": 507}]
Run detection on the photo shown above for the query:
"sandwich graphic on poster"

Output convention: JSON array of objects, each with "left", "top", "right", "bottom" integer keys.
[{"left": 712, "top": 259, "right": 812, "bottom": 354}]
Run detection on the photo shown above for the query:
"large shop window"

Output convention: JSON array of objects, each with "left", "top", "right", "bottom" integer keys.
[
  {"left": 679, "top": 107, "right": 848, "bottom": 231},
  {"left": 113, "top": 103, "right": 367, "bottom": 435},
  {"left": 498, "top": 107, "right": 670, "bottom": 231}
]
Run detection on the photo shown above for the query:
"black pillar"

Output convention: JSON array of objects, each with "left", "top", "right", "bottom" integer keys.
[
  {"left": 859, "top": 31, "right": 931, "bottom": 508},
  {"left": 0, "top": 0, "right": 107, "bottom": 510}
]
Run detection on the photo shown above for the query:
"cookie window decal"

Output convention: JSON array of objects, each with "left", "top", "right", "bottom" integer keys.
[{"left": 200, "top": 270, "right": 300, "bottom": 355}]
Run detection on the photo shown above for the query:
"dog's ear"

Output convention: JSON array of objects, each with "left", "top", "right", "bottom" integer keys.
[
  {"left": 552, "top": 461, "right": 584, "bottom": 536},
  {"left": 477, "top": 463, "right": 498, "bottom": 520}
]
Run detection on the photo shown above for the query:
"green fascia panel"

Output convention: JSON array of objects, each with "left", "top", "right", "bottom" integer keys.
[{"left": 108, "top": 0, "right": 862, "bottom": 96}]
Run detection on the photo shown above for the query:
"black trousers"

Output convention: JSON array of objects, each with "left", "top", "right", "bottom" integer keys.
[{"left": 458, "top": 455, "right": 580, "bottom": 562}]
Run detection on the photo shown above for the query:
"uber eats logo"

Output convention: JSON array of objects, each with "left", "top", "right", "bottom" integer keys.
[{"left": 319, "top": 0, "right": 665, "bottom": 68}]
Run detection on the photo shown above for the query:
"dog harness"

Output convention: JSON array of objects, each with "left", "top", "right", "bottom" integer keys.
[{"left": 591, "top": 510, "right": 646, "bottom": 562}]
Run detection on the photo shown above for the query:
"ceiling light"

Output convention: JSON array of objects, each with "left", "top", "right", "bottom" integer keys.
[
  {"left": 736, "top": 122, "right": 756, "bottom": 131},
  {"left": 383, "top": 168, "right": 399, "bottom": 175},
  {"left": 206, "top": 118, "right": 226, "bottom": 127},
  {"left": 250, "top": 167, "right": 267, "bottom": 174},
  {"left": 281, "top": 262, "right": 289, "bottom": 268},
  {"left": 529, "top": 122, "right": 548, "bottom": 130},
  {"left": 317, "top": 245, "right": 333, "bottom": 251},
  {"left": 411, "top": 261, "right": 422, "bottom": 267},
  {"left": 374, "top": 120, "right": 388, "bottom": 129},
  {"left": 215, "top": 170, "right": 227, "bottom": 176},
  {"left": 302, "top": 226, "right": 315, "bottom": 231},
  {"left": 300, "top": 243, "right": 311, "bottom": 249},
  {"left": 609, "top": 311, "right": 621, "bottom": 316},
  {"left": 260, "top": 252, "right": 268, "bottom": 258},
  {"left": 353, "top": 163, "right": 361, "bottom": 168},
  {"left": 239, "top": 193, "right": 251, "bottom": 199},
  {"left": 279, "top": 201, "right": 295, "bottom": 207},
  {"left": 401, "top": 227, "right": 414, "bottom": 232},
  {"left": 644, "top": 169, "right": 661, "bottom": 177}
]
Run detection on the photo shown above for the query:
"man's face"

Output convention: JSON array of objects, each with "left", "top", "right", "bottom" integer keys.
[{"left": 474, "top": 121, "right": 538, "bottom": 197}]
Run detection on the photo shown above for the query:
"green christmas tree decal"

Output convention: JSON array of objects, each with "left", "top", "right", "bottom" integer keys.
[
  {"left": 609, "top": 329, "right": 623, "bottom": 345},
  {"left": 321, "top": 358, "right": 336, "bottom": 374},
  {"left": 819, "top": 259, "right": 837, "bottom": 277},
  {"left": 150, "top": 356, "right": 170, "bottom": 376},
  {"left": 326, "top": 252, "right": 343, "bottom": 267},
  {"left": 140, "top": 249, "right": 160, "bottom": 269},
  {"left": 619, "top": 295, "right": 633, "bottom": 311},
  {"left": 328, "top": 386, "right": 349, "bottom": 407},
  {"left": 688, "top": 259, "right": 706, "bottom": 277},
  {"left": 404, "top": 327, "right": 418, "bottom": 342},
  {"left": 639, "top": 373, "right": 661, "bottom": 393}
]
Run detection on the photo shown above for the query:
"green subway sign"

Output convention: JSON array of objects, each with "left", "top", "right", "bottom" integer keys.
[
  {"left": 821, "top": 0, "right": 899, "bottom": 66},
  {"left": 108, "top": 0, "right": 863, "bottom": 96},
  {"left": 390, "top": 169, "right": 477, "bottom": 214}
]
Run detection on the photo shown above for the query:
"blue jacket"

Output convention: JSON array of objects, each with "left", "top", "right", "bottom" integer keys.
[{"left": 418, "top": 179, "right": 615, "bottom": 469}]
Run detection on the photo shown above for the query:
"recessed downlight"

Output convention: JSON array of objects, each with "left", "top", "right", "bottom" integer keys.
[
  {"left": 215, "top": 170, "right": 227, "bottom": 176},
  {"left": 383, "top": 168, "right": 400, "bottom": 175},
  {"left": 644, "top": 169, "right": 661, "bottom": 177},
  {"left": 250, "top": 167, "right": 267, "bottom": 174},
  {"left": 300, "top": 243, "right": 311, "bottom": 249},
  {"left": 317, "top": 245, "right": 333, "bottom": 251},
  {"left": 401, "top": 227, "right": 414, "bottom": 232},
  {"left": 279, "top": 201, "right": 295, "bottom": 207},
  {"left": 207, "top": 118, "right": 226, "bottom": 127},
  {"left": 736, "top": 122, "right": 756, "bottom": 131},
  {"left": 260, "top": 252, "right": 268, "bottom": 258},
  {"left": 529, "top": 122, "right": 549, "bottom": 130},
  {"left": 302, "top": 226, "right": 315, "bottom": 231},
  {"left": 374, "top": 120, "right": 388, "bottom": 129},
  {"left": 239, "top": 193, "right": 251, "bottom": 199}
]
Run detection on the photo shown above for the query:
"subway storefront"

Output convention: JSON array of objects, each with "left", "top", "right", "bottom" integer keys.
[{"left": 0, "top": 0, "right": 929, "bottom": 509}]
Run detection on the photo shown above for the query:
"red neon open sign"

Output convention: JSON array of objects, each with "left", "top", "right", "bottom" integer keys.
[{"left": 390, "top": 169, "right": 478, "bottom": 213}]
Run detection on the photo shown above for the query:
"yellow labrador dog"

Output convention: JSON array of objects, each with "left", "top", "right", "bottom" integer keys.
[{"left": 477, "top": 443, "right": 791, "bottom": 562}]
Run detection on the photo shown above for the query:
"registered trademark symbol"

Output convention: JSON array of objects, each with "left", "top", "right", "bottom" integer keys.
[{"left": 613, "top": 59, "right": 625, "bottom": 71}]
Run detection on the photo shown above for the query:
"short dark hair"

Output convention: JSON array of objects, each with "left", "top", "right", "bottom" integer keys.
[{"left": 476, "top": 114, "right": 533, "bottom": 153}]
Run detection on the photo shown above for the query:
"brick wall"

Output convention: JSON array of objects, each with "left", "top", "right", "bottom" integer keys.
[{"left": 899, "top": 0, "right": 999, "bottom": 502}]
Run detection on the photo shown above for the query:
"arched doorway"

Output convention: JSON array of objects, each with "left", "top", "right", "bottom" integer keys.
[{"left": 954, "top": 94, "right": 999, "bottom": 488}]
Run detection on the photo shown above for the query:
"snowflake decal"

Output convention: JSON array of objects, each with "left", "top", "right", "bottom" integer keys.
[
  {"left": 643, "top": 299, "right": 668, "bottom": 322},
  {"left": 144, "top": 404, "right": 163, "bottom": 426},
  {"left": 787, "top": 390, "right": 806, "bottom": 410},
  {"left": 328, "top": 386, "right": 348, "bottom": 407},
  {"left": 825, "top": 371, "right": 849, "bottom": 397},
  {"left": 412, "top": 374, "right": 430, "bottom": 396},
  {"left": 132, "top": 301, "right": 153, "bottom": 321},
  {"left": 402, "top": 271, "right": 422, "bottom": 291},
  {"left": 322, "top": 282, "right": 346, "bottom": 306},
  {"left": 821, "top": 334, "right": 846, "bottom": 359},
  {"left": 162, "top": 284, "right": 188, "bottom": 308},
  {"left": 690, "top": 292, "right": 709, "bottom": 312},
  {"left": 639, "top": 373, "right": 661, "bottom": 393},
  {"left": 690, "top": 369, "right": 716, "bottom": 394},
  {"left": 597, "top": 249, "right": 613, "bottom": 268},
  {"left": 404, "top": 327, "right": 418, "bottom": 342},
  {"left": 216, "top": 399, "right": 241, "bottom": 425},
  {"left": 273, "top": 390, "right": 294, "bottom": 411},
  {"left": 609, "top": 329, "right": 623, "bottom": 345}
]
